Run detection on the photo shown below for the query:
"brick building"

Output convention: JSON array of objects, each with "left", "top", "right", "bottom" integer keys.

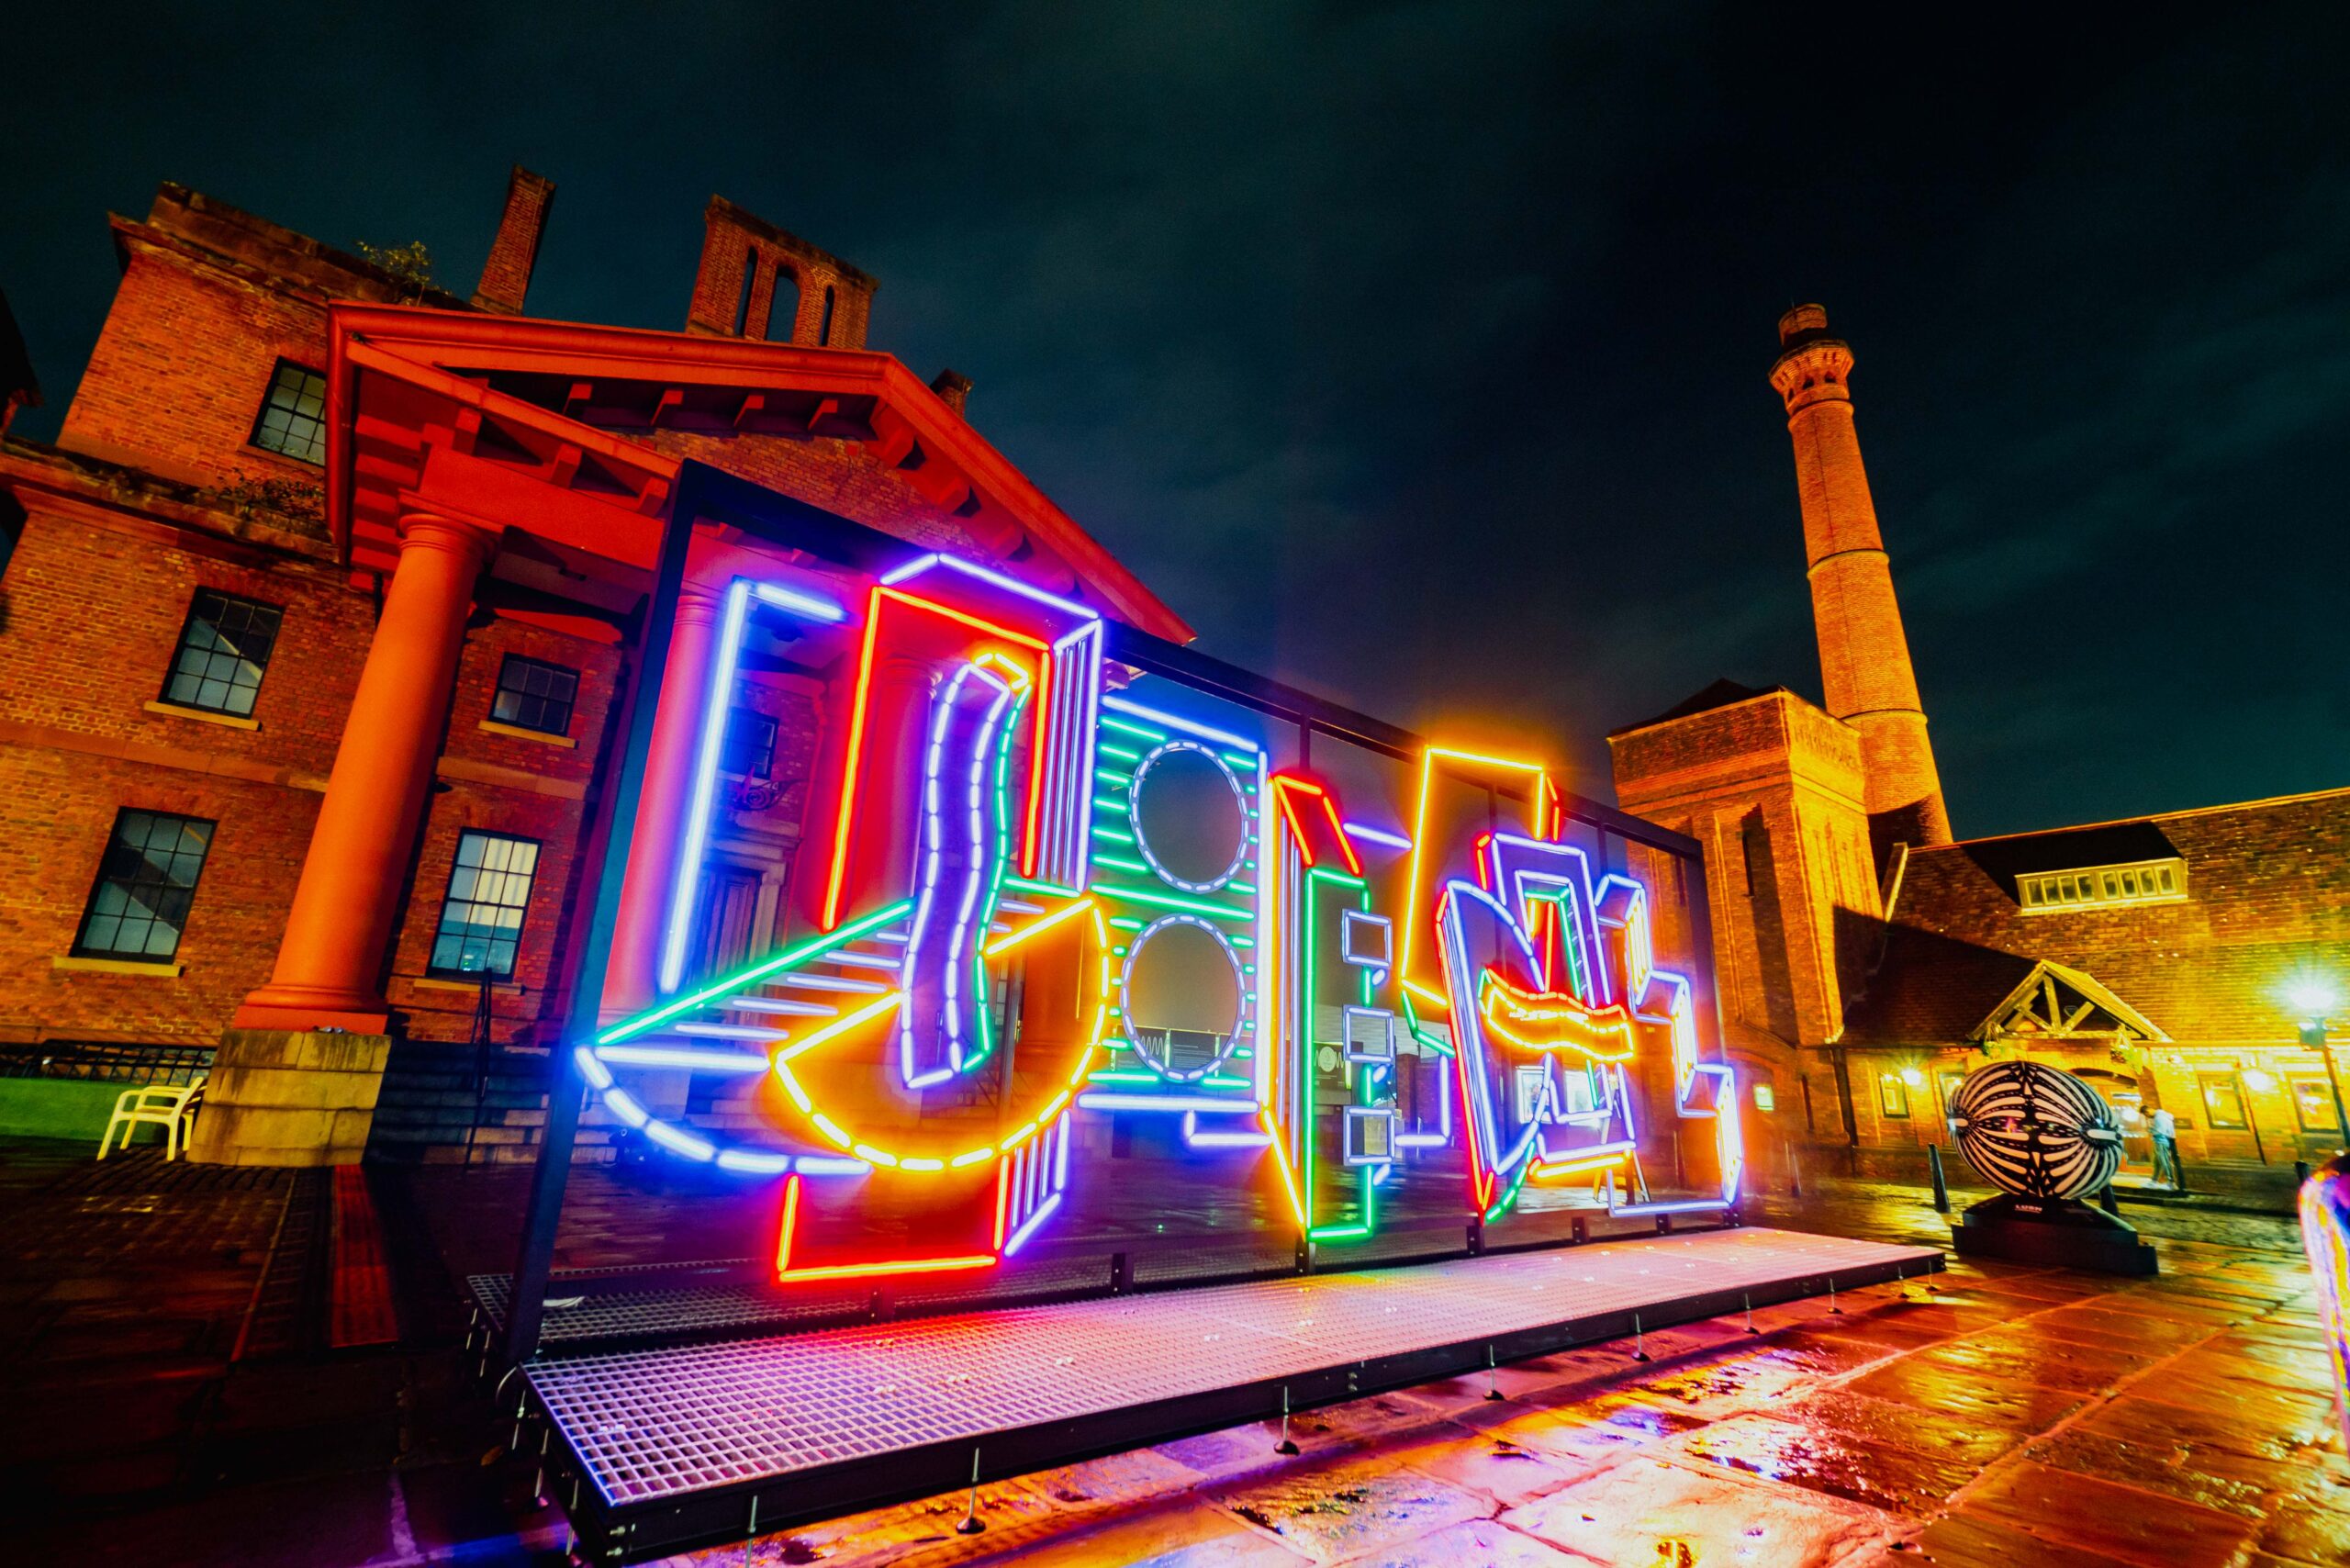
[
  {"left": 0, "top": 170, "right": 1185, "bottom": 1164},
  {"left": 1611, "top": 305, "right": 2349, "bottom": 1186}
]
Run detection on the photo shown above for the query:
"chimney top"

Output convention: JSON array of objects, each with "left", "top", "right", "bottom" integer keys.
[
  {"left": 1778, "top": 303, "right": 1830, "bottom": 345},
  {"left": 471, "top": 166, "right": 556, "bottom": 315},
  {"left": 928, "top": 368, "right": 973, "bottom": 418}
]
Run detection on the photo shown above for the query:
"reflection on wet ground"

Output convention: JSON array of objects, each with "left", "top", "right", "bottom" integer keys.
[{"left": 683, "top": 1181, "right": 2347, "bottom": 1567}]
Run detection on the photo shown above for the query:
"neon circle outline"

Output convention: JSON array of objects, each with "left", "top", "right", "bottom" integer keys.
[
  {"left": 1118, "top": 910, "right": 1250, "bottom": 1083},
  {"left": 1127, "top": 739, "right": 1249, "bottom": 894}
]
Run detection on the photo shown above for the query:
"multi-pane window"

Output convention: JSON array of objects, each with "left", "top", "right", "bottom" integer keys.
[
  {"left": 162, "top": 591, "right": 282, "bottom": 718},
  {"left": 2292, "top": 1076, "right": 2344, "bottom": 1135},
  {"left": 73, "top": 810, "right": 215, "bottom": 962},
  {"left": 429, "top": 832, "right": 540, "bottom": 978},
  {"left": 2197, "top": 1073, "right": 2248, "bottom": 1130},
  {"left": 1876, "top": 1071, "right": 1911, "bottom": 1119},
  {"left": 2018, "top": 857, "right": 2188, "bottom": 914},
  {"left": 721, "top": 706, "right": 778, "bottom": 778},
  {"left": 489, "top": 655, "right": 578, "bottom": 736},
  {"left": 249, "top": 360, "right": 330, "bottom": 465}
]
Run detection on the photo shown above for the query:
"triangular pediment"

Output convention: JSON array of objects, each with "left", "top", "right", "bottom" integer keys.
[{"left": 1968, "top": 959, "right": 2168, "bottom": 1044}]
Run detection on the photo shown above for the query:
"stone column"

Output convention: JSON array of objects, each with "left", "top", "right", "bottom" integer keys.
[
  {"left": 203, "top": 514, "right": 492, "bottom": 1165},
  {"left": 605, "top": 583, "right": 726, "bottom": 1014}
]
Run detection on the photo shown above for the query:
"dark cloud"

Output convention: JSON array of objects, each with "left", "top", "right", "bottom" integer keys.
[{"left": 5, "top": 1, "right": 2344, "bottom": 835}]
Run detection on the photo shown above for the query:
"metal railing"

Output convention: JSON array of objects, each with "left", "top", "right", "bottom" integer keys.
[{"left": 0, "top": 1040, "right": 213, "bottom": 1086}]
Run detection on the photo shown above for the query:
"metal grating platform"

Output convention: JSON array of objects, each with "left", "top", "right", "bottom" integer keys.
[{"left": 523, "top": 1226, "right": 1941, "bottom": 1562}]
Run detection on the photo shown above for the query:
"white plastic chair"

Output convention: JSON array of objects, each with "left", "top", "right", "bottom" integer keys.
[{"left": 97, "top": 1077, "right": 206, "bottom": 1161}]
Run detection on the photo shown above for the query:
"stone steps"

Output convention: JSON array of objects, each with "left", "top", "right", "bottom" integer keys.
[{"left": 365, "top": 1037, "right": 555, "bottom": 1165}]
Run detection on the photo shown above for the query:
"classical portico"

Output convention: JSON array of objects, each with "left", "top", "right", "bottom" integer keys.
[{"left": 193, "top": 303, "right": 1188, "bottom": 1165}]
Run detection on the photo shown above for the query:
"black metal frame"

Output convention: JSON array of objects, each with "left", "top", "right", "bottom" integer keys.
[
  {"left": 159, "top": 589, "right": 284, "bottom": 718},
  {"left": 501, "top": 461, "right": 1725, "bottom": 1366},
  {"left": 247, "top": 358, "right": 330, "bottom": 465},
  {"left": 69, "top": 806, "right": 218, "bottom": 963},
  {"left": 424, "top": 828, "right": 544, "bottom": 980},
  {"left": 520, "top": 1244, "right": 1940, "bottom": 1564},
  {"left": 488, "top": 652, "right": 581, "bottom": 737}
]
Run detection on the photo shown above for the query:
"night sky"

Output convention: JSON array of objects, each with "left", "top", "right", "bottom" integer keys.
[{"left": 6, "top": 4, "right": 2345, "bottom": 838}]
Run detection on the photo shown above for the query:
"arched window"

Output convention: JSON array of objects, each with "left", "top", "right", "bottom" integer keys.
[
  {"left": 732, "top": 256, "right": 757, "bottom": 337},
  {"left": 766, "top": 263, "right": 801, "bottom": 342},
  {"left": 818, "top": 285, "right": 837, "bottom": 347}
]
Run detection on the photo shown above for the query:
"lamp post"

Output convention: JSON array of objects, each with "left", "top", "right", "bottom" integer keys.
[{"left": 2288, "top": 978, "right": 2348, "bottom": 1158}]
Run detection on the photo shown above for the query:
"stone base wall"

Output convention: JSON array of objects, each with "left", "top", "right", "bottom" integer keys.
[{"left": 188, "top": 1028, "right": 389, "bottom": 1166}]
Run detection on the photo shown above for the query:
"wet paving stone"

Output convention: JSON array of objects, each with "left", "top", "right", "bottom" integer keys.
[
  {"left": 1905, "top": 1328, "right": 2149, "bottom": 1394},
  {"left": 1333, "top": 1516, "right": 1600, "bottom": 1566},
  {"left": 1960, "top": 1459, "right": 2260, "bottom": 1567},
  {"left": 1662, "top": 1409, "right": 1981, "bottom": 1516},
  {"left": 2021, "top": 1426, "right": 2275, "bottom": 1516},
  {"left": 1761, "top": 1388, "right": 2031, "bottom": 1470},
  {"left": 969, "top": 1499, "right": 1314, "bottom": 1566},
  {"left": 1502, "top": 1454, "right": 1892, "bottom": 1567},
  {"left": 1843, "top": 1355, "right": 2092, "bottom": 1434},
  {"left": 2075, "top": 1390, "right": 2335, "bottom": 1472},
  {"left": 1209, "top": 1458, "right": 1494, "bottom": 1562},
  {"left": 1386, "top": 1422, "right": 1587, "bottom": 1507},
  {"left": 2255, "top": 1491, "right": 2350, "bottom": 1563},
  {"left": 1619, "top": 1346, "right": 1821, "bottom": 1417},
  {"left": 1892, "top": 1509, "right": 2148, "bottom": 1567}
]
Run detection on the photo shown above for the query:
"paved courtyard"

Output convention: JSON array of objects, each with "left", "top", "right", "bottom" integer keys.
[{"left": 0, "top": 1137, "right": 2339, "bottom": 1567}]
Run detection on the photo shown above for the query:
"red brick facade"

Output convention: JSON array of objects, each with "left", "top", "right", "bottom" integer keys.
[{"left": 0, "top": 175, "right": 1182, "bottom": 1164}]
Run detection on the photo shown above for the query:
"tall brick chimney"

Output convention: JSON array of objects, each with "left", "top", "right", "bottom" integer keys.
[
  {"left": 470, "top": 166, "right": 555, "bottom": 315},
  {"left": 1770, "top": 304, "right": 1951, "bottom": 853}
]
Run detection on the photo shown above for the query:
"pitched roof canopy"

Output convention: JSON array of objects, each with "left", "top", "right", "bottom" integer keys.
[{"left": 324, "top": 305, "right": 1192, "bottom": 642}]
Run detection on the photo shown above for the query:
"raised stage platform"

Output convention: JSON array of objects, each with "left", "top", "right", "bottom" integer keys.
[{"left": 520, "top": 1226, "right": 1941, "bottom": 1562}]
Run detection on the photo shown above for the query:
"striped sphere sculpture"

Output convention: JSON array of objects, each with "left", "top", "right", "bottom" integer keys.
[{"left": 1950, "top": 1061, "right": 2124, "bottom": 1201}]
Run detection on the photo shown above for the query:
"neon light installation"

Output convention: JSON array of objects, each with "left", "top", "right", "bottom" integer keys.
[{"left": 585, "top": 551, "right": 1742, "bottom": 1283}]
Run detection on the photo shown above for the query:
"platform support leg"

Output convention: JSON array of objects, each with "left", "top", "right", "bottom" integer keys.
[
  {"left": 1485, "top": 1345, "right": 1504, "bottom": 1401},
  {"left": 1275, "top": 1386, "right": 1300, "bottom": 1455},
  {"left": 1631, "top": 1313, "right": 1651, "bottom": 1362},
  {"left": 1744, "top": 1292, "right": 1759, "bottom": 1336},
  {"left": 956, "top": 1448, "right": 986, "bottom": 1534}
]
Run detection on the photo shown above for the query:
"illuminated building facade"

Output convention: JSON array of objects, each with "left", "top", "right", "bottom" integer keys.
[
  {"left": 0, "top": 169, "right": 1743, "bottom": 1260},
  {"left": 1612, "top": 306, "right": 2350, "bottom": 1185},
  {"left": 0, "top": 173, "right": 1179, "bottom": 1164}
]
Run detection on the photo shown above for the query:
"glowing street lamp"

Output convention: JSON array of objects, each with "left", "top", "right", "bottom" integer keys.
[{"left": 2288, "top": 975, "right": 2349, "bottom": 1154}]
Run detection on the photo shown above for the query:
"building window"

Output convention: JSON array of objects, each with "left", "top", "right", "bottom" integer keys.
[
  {"left": 722, "top": 706, "right": 778, "bottom": 778},
  {"left": 162, "top": 591, "right": 282, "bottom": 718},
  {"left": 2017, "top": 857, "right": 2188, "bottom": 914},
  {"left": 1876, "top": 1071, "right": 1911, "bottom": 1119},
  {"left": 489, "top": 655, "right": 578, "bottom": 736},
  {"left": 2291, "top": 1076, "right": 2344, "bottom": 1136},
  {"left": 73, "top": 810, "right": 215, "bottom": 961},
  {"left": 429, "top": 832, "right": 541, "bottom": 978},
  {"left": 2197, "top": 1072, "right": 2248, "bottom": 1131},
  {"left": 249, "top": 360, "right": 330, "bottom": 465}
]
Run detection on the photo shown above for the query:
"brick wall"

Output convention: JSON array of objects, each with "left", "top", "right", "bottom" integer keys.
[{"left": 61, "top": 241, "right": 332, "bottom": 490}]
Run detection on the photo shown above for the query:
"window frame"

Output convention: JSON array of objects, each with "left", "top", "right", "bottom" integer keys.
[
  {"left": 2017, "top": 857, "right": 2188, "bottom": 914},
  {"left": 721, "top": 704, "right": 778, "bottom": 780},
  {"left": 426, "top": 830, "right": 543, "bottom": 980},
  {"left": 71, "top": 808, "right": 218, "bottom": 963},
  {"left": 247, "top": 359, "right": 330, "bottom": 465},
  {"left": 487, "top": 654, "right": 580, "bottom": 738},
  {"left": 2290, "top": 1076, "right": 2344, "bottom": 1136},
  {"left": 1876, "top": 1070, "right": 1912, "bottom": 1119},
  {"left": 160, "top": 589, "right": 284, "bottom": 719},
  {"left": 2196, "top": 1071, "right": 2249, "bottom": 1131}
]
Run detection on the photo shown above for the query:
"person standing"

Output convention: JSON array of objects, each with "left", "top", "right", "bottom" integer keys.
[{"left": 2151, "top": 1104, "right": 2181, "bottom": 1188}]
